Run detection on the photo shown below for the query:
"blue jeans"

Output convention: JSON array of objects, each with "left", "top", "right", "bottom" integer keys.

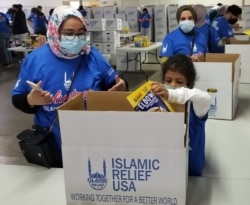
[
  {"left": 140, "top": 27, "right": 150, "bottom": 37},
  {"left": 0, "top": 33, "right": 13, "bottom": 64}
]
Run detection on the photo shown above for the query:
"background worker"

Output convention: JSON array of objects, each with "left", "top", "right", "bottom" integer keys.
[{"left": 139, "top": 8, "right": 152, "bottom": 37}]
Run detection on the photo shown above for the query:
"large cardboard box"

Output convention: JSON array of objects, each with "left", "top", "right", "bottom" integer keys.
[
  {"left": 225, "top": 44, "right": 250, "bottom": 83},
  {"left": 58, "top": 92, "right": 188, "bottom": 205},
  {"left": 194, "top": 53, "right": 240, "bottom": 120}
]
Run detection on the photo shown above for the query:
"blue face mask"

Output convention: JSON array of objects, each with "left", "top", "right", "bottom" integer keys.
[
  {"left": 179, "top": 20, "right": 195, "bottom": 33},
  {"left": 60, "top": 36, "right": 87, "bottom": 55}
]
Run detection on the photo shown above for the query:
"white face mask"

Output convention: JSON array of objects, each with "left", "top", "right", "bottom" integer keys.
[
  {"left": 179, "top": 20, "right": 195, "bottom": 33},
  {"left": 164, "top": 84, "right": 187, "bottom": 90}
]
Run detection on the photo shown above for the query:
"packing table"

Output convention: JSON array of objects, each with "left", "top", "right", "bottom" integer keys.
[{"left": 116, "top": 42, "right": 162, "bottom": 81}]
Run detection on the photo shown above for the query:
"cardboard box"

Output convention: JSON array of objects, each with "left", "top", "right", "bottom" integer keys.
[
  {"left": 103, "top": 6, "right": 117, "bottom": 18},
  {"left": 115, "top": 13, "right": 127, "bottom": 22},
  {"left": 167, "top": 5, "right": 178, "bottom": 33},
  {"left": 58, "top": 92, "right": 188, "bottom": 205},
  {"left": 92, "top": 7, "right": 104, "bottom": 19},
  {"left": 86, "top": 19, "right": 106, "bottom": 31},
  {"left": 194, "top": 53, "right": 240, "bottom": 120},
  {"left": 90, "top": 31, "right": 120, "bottom": 43},
  {"left": 234, "top": 33, "right": 249, "bottom": 40},
  {"left": 91, "top": 43, "right": 104, "bottom": 53},
  {"left": 225, "top": 44, "right": 250, "bottom": 83},
  {"left": 90, "top": 31, "right": 106, "bottom": 42},
  {"left": 103, "top": 42, "right": 121, "bottom": 54},
  {"left": 106, "top": 18, "right": 123, "bottom": 31},
  {"left": 104, "top": 31, "right": 121, "bottom": 42}
]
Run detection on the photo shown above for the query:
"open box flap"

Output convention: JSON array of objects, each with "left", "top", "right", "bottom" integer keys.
[
  {"left": 87, "top": 91, "right": 134, "bottom": 111},
  {"left": 205, "top": 53, "right": 239, "bottom": 63},
  {"left": 57, "top": 93, "right": 84, "bottom": 111}
]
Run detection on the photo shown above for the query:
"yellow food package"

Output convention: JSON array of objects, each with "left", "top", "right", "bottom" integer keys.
[{"left": 127, "top": 81, "right": 174, "bottom": 112}]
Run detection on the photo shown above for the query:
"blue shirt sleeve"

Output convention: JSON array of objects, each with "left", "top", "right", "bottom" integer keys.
[
  {"left": 188, "top": 103, "right": 208, "bottom": 176},
  {"left": 160, "top": 35, "right": 174, "bottom": 57},
  {"left": 87, "top": 47, "right": 118, "bottom": 90},
  {"left": 27, "top": 12, "right": 35, "bottom": 20}
]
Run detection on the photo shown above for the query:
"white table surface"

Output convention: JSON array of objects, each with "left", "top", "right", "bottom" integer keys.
[
  {"left": 117, "top": 42, "right": 162, "bottom": 52},
  {"left": 8, "top": 46, "right": 34, "bottom": 52},
  {"left": 1, "top": 164, "right": 249, "bottom": 205},
  {"left": 8, "top": 46, "right": 34, "bottom": 57}
]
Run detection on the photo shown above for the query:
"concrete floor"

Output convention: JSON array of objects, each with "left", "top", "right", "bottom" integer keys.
[{"left": 0, "top": 54, "right": 33, "bottom": 165}]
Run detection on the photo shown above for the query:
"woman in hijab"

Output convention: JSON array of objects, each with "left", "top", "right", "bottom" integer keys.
[
  {"left": 12, "top": 6, "right": 127, "bottom": 167},
  {"left": 160, "top": 5, "right": 207, "bottom": 62},
  {"left": 194, "top": 4, "right": 223, "bottom": 53}
]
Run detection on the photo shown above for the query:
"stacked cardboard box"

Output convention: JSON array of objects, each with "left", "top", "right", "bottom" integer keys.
[
  {"left": 167, "top": 5, "right": 178, "bottom": 33},
  {"left": 154, "top": 5, "right": 168, "bottom": 42},
  {"left": 87, "top": 18, "right": 122, "bottom": 65}
]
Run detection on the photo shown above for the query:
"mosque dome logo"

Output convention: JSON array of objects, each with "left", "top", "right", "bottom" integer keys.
[{"left": 87, "top": 158, "right": 108, "bottom": 190}]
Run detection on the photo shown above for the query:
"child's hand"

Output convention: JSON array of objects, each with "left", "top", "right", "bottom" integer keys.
[
  {"left": 190, "top": 54, "right": 203, "bottom": 62},
  {"left": 151, "top": 81, "right": 169, "bottom": 100}
]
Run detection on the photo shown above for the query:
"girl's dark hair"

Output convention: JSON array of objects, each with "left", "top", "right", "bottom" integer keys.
[
  {"left": 162, "top": 54, "right": 196, "bottom": 88},
  {"left": 143, "top": 8, "right": 148, "bottom": 13}
]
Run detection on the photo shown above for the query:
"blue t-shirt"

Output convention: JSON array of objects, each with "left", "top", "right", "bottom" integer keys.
[
  {"left": 188, "top": 103, "right": 208, "bottom": 176},
  {"left": 80, "top": 10, "right": 87, "bottom": 17},
  {"left": 139, "top": 13, "right": 151, "bottom": 28},
  {"left": 160, "top": 28, "right": 207, "bottom": 58},
  {"left": 195, "top": 23, "right": 220, "bottom": 53},
  {"left": 212, "top": 16, "right": 234, "bottom": 53},
  {"left": 0, "top": 12, "right": 10, "bottom": 33},
  {"left": 12, "top": 44, "right": 118, "bottom": 150},
  {"left": 28, "top": 12, "right": 47, "bottom": 29}
]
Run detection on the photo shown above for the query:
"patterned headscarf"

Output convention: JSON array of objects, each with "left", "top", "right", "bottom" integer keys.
[
  {"left": 47, "top": 5, "right": 90, "bottom": 59},
  {"left": 193, "top": 4, "right": 207, "bottom": 27}
]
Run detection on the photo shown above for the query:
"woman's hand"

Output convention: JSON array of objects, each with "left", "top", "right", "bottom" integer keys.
[
  {"left": 151, "top": 81, "right": 169, "bottom": 100},
  {"left": 27, "top": 81, "right": 53, "bottom": 107},
  {"left": 108, "top": 75, "right": 127, "bottom": 91}
]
